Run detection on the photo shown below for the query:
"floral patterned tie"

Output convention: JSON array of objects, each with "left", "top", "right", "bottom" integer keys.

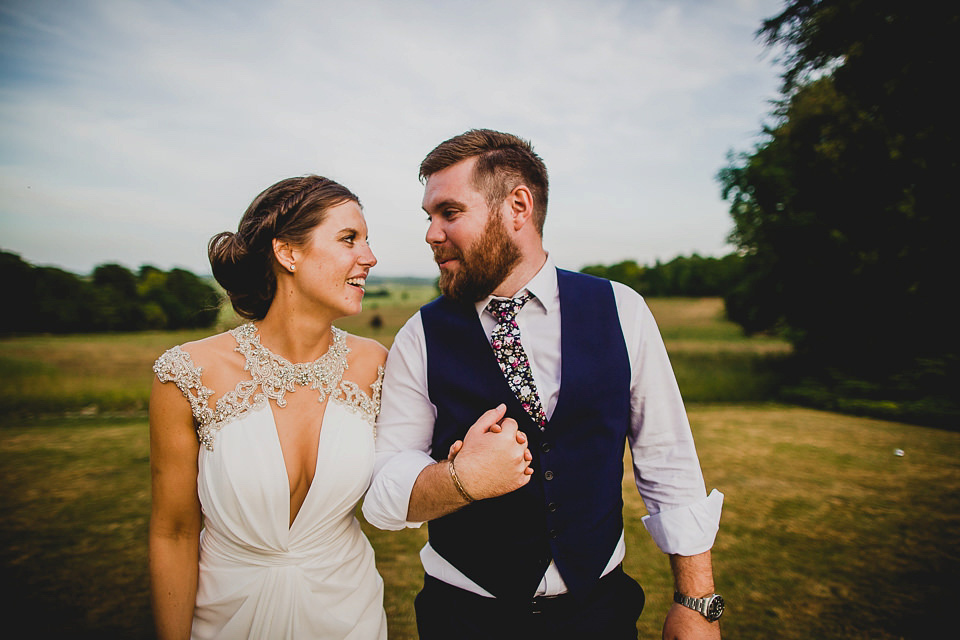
[{"left": 487, "top": 293, "right": 547, "bottom": 430}]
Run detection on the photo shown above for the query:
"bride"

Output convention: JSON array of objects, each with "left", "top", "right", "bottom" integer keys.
[{"left": 149, "top": 175, "right": 388, "bottom": 639}]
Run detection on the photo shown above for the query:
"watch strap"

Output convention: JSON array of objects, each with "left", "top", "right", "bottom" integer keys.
[
  {"left": 674, "top": 591, "right": 724, "bottom": 621},
  {"left": 674, "top": 591, "right": 704, "bottom": 614}
]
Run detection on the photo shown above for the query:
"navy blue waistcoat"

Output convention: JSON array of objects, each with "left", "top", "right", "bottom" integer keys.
[{"left": 421, "top": 269, "right": 631, "bottom": 601}]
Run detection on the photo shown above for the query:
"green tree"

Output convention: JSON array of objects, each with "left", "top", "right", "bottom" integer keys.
[
  {"left": 581, "top": 254, "right": 744, "bottom": 297},
  {"left": 91, "top": 263, "right": 142, "bottom": 330},
  {"left": 138, "top": 267, "right": 220, "bottom": 330},
  {"left": 164, "top": 268, "right": 220, "bottom": 329},
  {"left": 582, "top": 260, "right": 645, "bottom": 293},
  {"left": 1, "top": 251, "right": 37, "bottom": 333},
  {"left": 1, "top": 253, "right": 220, "bottom": 334},
  {"left": 32, "top": 266, "right": 98, "bottom": 333},
  {"left": 719, "top": 0, "right": 958, "bottom": 395}
]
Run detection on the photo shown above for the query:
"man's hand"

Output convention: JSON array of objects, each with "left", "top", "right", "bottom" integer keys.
[
  {"left": 450, "top": 404, "right": 533, "bottom": 500},
  {"left": 406, "top": 405, "right": 534, "bottom": 522},
  {"left": 663, "top": 602, "right": 721, "bottom": 639},
  {"left": 446, "top": 406, "right": 532, "bottom": 463}
]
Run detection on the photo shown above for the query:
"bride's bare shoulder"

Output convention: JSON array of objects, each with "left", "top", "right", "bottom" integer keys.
[
  {"left": 179, "top": 327, "right": 245, "bottom": 370},
  {"left": 343, "top": 332, "right": 387, "bottom": 381}
]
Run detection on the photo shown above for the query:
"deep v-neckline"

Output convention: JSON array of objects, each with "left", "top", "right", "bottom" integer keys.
[
  {"left": 229, "top": 323, "right": 350, "bottom": 529},
  {"left": 268, "top": 398, "right": 331, "bottom": 531}
]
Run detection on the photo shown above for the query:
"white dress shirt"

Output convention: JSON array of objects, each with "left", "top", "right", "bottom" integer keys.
[{"left": 363, "top": 257, "right": 723, "bottom": 597}]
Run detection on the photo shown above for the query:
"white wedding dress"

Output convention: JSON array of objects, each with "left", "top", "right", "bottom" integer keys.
[{"left": 154, "top": 324, "right": 387, "bottom": 640}]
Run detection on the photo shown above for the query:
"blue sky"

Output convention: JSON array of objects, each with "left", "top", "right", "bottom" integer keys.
[{"left": 1, "top": 0, "right": 784, "bottom": 278}]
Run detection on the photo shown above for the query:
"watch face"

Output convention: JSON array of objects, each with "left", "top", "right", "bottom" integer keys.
[{"left": 706, "top": 595, "right": 725, "bottom": 621}]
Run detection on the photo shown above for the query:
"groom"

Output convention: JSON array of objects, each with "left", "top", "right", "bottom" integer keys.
[{"left": 363, "top": 129, "right": 724, "bottom": 639}]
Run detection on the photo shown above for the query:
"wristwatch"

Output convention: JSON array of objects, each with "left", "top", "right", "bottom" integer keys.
[{"left": 674, "top": 591, "right": 725, "bottom": 622}]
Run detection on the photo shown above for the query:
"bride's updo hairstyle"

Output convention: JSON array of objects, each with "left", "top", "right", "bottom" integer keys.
[{"left": 208, "top": 175, "right": 360, "bottom": 320}]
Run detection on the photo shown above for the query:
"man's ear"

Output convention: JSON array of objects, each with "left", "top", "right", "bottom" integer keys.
[
  {"left": 507, "top": 185, "right": 535, "bottom": 231},
  {"left": 273, "top": 238, "right": 297, "bottom": 273}
]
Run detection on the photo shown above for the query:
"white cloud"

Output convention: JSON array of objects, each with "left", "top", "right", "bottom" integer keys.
[{"left": 0, "top": 0, "right": 783, "bottom": 277}]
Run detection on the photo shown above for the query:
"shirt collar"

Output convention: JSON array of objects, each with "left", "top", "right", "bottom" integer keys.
[{"left": 474, "top": 254, "right": 559, "bottom": 318}]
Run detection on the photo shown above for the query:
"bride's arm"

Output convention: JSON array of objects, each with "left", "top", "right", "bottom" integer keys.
[{"left": 148, "top": 376, "right": 202, "bottom": 640}]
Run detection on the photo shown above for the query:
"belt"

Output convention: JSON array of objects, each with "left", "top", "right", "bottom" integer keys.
[
  {"left": 528, "top": 565, "right": 624, "bottom": 613},
  {"left": 528, "top": 592, "right": 566, "bottom": 615},
  {"left": 425, "top": 564, "right": 625, "bottom": 614}
]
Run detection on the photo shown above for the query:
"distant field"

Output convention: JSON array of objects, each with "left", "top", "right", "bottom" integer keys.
[
  {"left": 0, "top": 296, "right": 790, "bottom": 421},
  {"left": 1, "top": 406, "right": 956, "bottom": 639},
  {"left": 0, "top": 330, "right": 212, "bottom": 418}
]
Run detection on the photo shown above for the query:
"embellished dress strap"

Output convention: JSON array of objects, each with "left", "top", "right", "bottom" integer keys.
[
  {"left": 340, "top": 364, "right": 384, "bottom": 430},
  {"left": 153, "top": 346, "right": 216, "bottom": 435}
]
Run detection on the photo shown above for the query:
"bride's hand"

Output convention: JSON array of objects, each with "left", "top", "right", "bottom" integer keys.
[
  {"left": 447, "top": 440, "right": 463, "bottom": 460},
  {"left": 446, "top": 415, "right": 532, "bottom": 462},
  {"left": 452, "top": 405, "right": 534, "bottom": 500}
]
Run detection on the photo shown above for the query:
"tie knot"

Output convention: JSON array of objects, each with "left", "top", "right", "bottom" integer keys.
[{"left": 487, "top": 292, "right": 532, "bottom": 323}]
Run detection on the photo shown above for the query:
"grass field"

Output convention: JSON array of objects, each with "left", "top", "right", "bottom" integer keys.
[
  {"left": 2, "top": 296, "right": 957, "bottom": 638},
  {"left": 0, "top": 296, "right": 789, "bottom": 420}
]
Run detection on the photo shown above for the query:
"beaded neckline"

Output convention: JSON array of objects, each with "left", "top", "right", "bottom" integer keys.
[
  {"left": 230, "top": 323, "right": 348, "bottom": 408},
  {"left": 153, "top": 322, "right": 383, "bottom": 450}
]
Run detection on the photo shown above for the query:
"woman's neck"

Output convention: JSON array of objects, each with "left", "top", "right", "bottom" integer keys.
[{"left": 256, "top": 305, "right": 335, "bottom": 363}]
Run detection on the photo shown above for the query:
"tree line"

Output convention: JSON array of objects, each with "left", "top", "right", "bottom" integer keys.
[
  {"left": 2, "top": 251, "right": 220, "bottom": 334},
  {"left": 580, "top": 253, "right": 744, "bottom": 298},
  {"left": 716, "top": 0, "right": 957, "bottom": 426}
]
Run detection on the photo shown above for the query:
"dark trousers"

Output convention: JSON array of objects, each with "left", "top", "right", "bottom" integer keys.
[{"left": 415, "top": 565, "right": 645, "bottom": 640}]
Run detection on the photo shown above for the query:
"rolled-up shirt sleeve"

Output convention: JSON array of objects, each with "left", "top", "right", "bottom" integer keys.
[
  {"left": 642, "top": 489, "right": 723, "bottom": 555},
  {"left": 612, "top": 282, "right": 724, "bottom": 555},
  {"left": 362, "top": 312, "right": 437, "bottom": 531}
]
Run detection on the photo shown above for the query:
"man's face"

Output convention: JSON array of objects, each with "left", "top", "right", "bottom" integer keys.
[{"left": 422, "top": 157, "right": 521, "bottom": 302}]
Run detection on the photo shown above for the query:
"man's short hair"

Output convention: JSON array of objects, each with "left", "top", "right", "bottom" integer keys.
[{"left": 419, "top": 129, "right": 549, "bottom": 234}]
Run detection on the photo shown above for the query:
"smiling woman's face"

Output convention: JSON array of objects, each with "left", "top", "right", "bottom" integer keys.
[{"left": 288, "top": 200, "right": 377, "bottom": 319}]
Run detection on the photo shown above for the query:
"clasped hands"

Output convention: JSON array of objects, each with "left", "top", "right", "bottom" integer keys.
[{"left": 446, "top": 404, "right": 534, "bottom": 501}]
